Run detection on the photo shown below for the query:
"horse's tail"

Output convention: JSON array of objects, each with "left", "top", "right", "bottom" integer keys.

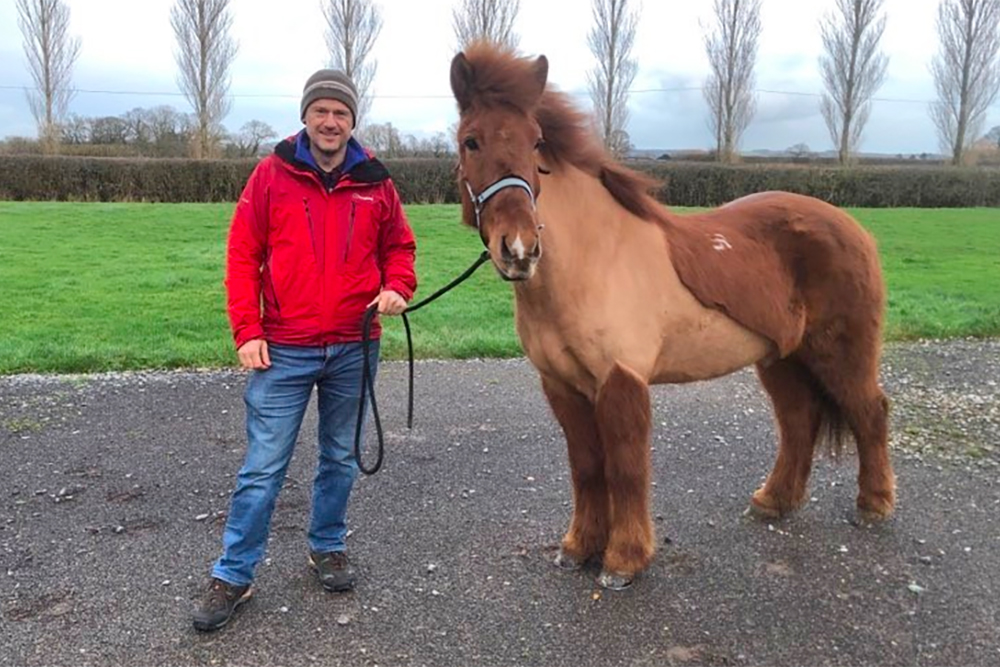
[{"left": 816, "top": 385, "right": 852, "bottom": 460}]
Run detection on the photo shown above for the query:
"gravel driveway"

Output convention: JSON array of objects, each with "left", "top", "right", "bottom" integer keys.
[{"left": 2, "top": 339, "right": 999, "bottom": 667}]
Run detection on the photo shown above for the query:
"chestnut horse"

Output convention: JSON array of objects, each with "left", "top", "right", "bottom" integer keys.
[{"left": 449, "top": 43, "right": 894, "bottom": 590}]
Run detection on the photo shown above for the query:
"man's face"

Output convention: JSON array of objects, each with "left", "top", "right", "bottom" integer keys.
[{"left": 304, "top": 98, "right": 353, "bottom": 155}]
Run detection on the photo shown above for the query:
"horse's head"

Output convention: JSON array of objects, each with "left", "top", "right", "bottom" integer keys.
[{"left": 450, "top": 44, "right": 549, "bottom": 281}]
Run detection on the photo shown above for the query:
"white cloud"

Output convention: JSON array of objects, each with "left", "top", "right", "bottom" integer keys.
[{"left": 0, "top": 0, "right": 994, "bottom": 153}]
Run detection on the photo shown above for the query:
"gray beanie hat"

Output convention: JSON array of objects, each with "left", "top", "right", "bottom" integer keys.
[{"left": 300, "top": 69, "right": 359, "bottom": 126}]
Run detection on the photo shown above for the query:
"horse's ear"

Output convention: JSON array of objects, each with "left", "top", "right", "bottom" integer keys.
[
  {"left": 530, "top": 55, "right": 549, "bottom": 100},
  {"left": 450, "top": 52, "right": 475, "bottom": 111}
]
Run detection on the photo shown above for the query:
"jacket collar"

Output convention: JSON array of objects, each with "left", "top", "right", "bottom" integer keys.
[
  {"left": 275, "top": 131, "right": 390, "bottom": 185},
  {"left": 294, "top": 131, "right": 367, "bottom": 174}
]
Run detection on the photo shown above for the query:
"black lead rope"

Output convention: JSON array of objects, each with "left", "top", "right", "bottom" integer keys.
[{"left": 354, "top": 250, "right": 491, "bottom": 475}]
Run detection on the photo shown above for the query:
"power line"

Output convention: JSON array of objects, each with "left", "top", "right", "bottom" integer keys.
[
  {"left": 1, "top": 83, "right": 995, "bottom": 108},
  {"left": 1, "top": 84, "right": 184, "bottom": 97},
  {"left": 627, "top": 86, "right": 949, "bottom": 106},
  {"left": 0, "top": 85, "right": 453, "bottom": 99}
]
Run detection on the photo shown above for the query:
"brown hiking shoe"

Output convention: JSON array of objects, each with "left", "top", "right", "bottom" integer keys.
[
  {"left": 192, "top": 578, "right": 252, "bottom": 632},
  {"left": 308, "top": 550, "right": 356, "bottom": 592}
]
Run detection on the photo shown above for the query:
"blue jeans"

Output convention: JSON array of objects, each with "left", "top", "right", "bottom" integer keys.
[{"left": 212, "top": 341, "right": 379, "bottom": 586}]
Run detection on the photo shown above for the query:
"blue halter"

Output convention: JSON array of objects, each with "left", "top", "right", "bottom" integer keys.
[{"left": 463, "top": 175, "right": 537, "bottom": 229}]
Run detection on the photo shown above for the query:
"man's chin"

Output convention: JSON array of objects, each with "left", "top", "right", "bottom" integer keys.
[{"left": 317, "top": 141, "right": 343, "bottom": 155}]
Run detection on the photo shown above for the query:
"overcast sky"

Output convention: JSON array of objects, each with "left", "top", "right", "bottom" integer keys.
[{"left": 1, "top": 0, "right": 996, "bottom": 155}]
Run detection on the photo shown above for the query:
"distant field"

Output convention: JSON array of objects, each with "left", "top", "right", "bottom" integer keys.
[
  {"left": 0, "top": 202, "right": 997, "bottom": 374},
  {"left": 851, "top": 207, "right": 1000, "bottom": 341}
]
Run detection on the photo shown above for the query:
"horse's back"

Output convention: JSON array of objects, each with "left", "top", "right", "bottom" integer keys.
[
  {"left": 715, "top": 191, "right": 876, "bottom": 251},
  {"left": 664, "top": 191, "right": 884, "bottom": 358},
  {"left": 713, "top": 191, "right": 882, "bottom": 287},
  {"left": 719, "top": 190, "right": 791, "bottom": 209}
]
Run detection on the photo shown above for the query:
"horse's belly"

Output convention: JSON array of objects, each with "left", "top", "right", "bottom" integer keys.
[
  {"left": 517, "top": 306, "right": 773, "bottom": 394},
  {"left": 649, "top": 310, "right": 775, "bottom": 384}
]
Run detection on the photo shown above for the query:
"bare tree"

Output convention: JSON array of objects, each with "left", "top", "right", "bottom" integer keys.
[
  {"left": 60, "top": 114, "right": 91, "bottom": 145},
  {"left": 122, "top": 107, "right": 155, "bottom": 146},
  {"left": 171, "top": 0, "right": 238, "bottom": 159},
  {"left": 787, "top": 142, "right": 813, "bottom": 158},
  {"left": 988, "top": 123, "right": 1000, "bottom": 146},
  {"left": 322, "top": 0, "right": 383, "bottom": 134},
  {"left": 15, "top": 0, "right": 81, "bottom": 151},
  {"left": 452, "top": 0, "right": 520, "bottom": 50},
  {"left": 142, "top": 106, "right": 196, "bottom": 156},
  {"left": 819, "top": 0, "right": 889, "bottom": 164},
  {"left": 90, "top": 116, "right": 131, "bottom": 145},
  {"left": 702, "top": 0, "right": 761, "bottom": 163},
  {"left": 426, "top": 132, "right": 453, "bottom": 157},
  {"left": 363, "top": 121, "right": 406, "bottom": 157},
  {"left": 232, "top": 120, "right": 278, "bottom": 157},
  {"left": 587, "top": 0, "right": 640, "bottom": 158},
  {"left": 930, "top": 0, "right": 1000, "bottom": 165}
]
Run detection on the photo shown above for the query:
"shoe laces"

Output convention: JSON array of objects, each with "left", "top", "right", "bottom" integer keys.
[
  {"left": 206, "top": 579, "right": 235, "bottom": 604},
  {"left": 317, "top": 551, "right": 349, "bottom": 569}
]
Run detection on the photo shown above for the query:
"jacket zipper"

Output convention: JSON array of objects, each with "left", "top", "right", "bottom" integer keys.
[
  {"left": 344, "top": 201, "right": 356, "bottom": 262},
  {"left": 303, "top": 197, "right": 316, "bottom": 244},
  {"left": 302, "top": 195, "right": 323, "bottom": 275},
  {"left": 265, "top": 249, "right": 281, "bottom": 317}
]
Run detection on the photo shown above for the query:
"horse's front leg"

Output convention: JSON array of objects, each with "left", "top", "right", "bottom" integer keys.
[
  {"left": 541, "top": 376, "right": 608, "bottom": 569},
  {"left": 594, "top": 363, "right": 655, "bottom": 589}
]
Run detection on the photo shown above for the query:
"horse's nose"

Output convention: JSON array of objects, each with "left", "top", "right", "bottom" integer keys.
[{"left": 500, "top": 234, "right": 540, "bottom": 264}]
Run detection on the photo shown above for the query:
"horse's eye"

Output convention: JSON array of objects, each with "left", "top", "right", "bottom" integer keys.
[
  {"left": 463, "top": 137, "right": 479, "bottom": 151},
  {"left": 535, "top": 139, "right": 546, "bottom": 151}
]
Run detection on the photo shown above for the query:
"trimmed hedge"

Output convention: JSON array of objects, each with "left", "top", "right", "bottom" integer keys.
[
  {"left": 373, "top": 158, "right": 459, "bottom": 204},
  {"left": 1, "top": 155, "right": 998, "bottom": 207},
  {"left": 0, "top": 156, "right": 256, "bottom": 203},
  {"left": 0, "top": 155, "right": 461, "bottom": 204},
  {"left": 642, "top": 161, "right": 1000, "bottom": 208}
]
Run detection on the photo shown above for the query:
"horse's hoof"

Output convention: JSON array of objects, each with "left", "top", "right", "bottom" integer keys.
[
  {"left": 743, "top": 500, "right": 782, "bottom": 521},
  {"left": 554, "top": 548, "right": 582, "bottom": 571},
  {"left": 855, "top": 506, "right": 893, "bottom": 525},
  {"left": 857, "top": 494, "right": 894, "bottom": 523},
  {"left": 746, "top": 491, "right": 805, "bottom": 520},
  {"left": 597, "top": 570, "right": 633, "bottom": 590}
]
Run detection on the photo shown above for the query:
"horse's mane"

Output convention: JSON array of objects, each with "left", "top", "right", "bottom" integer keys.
[
  {"left": 535, "top": 91, "right": 663, "bottom": 221},
  {"left": 459, "top": 42, "right": 665, "bottom": 222}
]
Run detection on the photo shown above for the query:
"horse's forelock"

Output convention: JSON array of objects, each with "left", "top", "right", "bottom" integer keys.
[{"left": 459, "top": 41, "right": 546, "bottom": 114}]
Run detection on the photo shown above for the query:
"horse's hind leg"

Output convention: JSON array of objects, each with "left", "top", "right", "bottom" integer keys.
[
  {"left": 541, "top": 376, "right": 609, "bottom": 569},
  {"left": 804, "top": 343, "right": 895, "bottom": 519},
  {"left": 750, "top": 358, "right": 824, "bottom": 518},
  {"left": 594, "top": 363, "right": 654, "bottom": 589},
  {"left": 846, "top": 389, "right": 893, "bottom": 519},
  {"left": 822, "top": 377, "right": 894, "bottom": 518}
]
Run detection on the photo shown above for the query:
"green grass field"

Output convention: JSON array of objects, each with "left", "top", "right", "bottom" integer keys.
[{"left": 0, "top": 202, "right": 997, "bottom": 374}]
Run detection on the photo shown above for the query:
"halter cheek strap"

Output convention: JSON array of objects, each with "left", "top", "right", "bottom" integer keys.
[{"left": 464, "top": 175, "right": 537, "bottom": 229}]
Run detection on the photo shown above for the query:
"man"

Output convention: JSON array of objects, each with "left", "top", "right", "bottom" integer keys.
[{"left": 193, "top": 69, "right": 417, "bottom": 632}]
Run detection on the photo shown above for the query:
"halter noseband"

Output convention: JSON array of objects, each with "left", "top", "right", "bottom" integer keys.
[{"left": 463, "top": 175, "right": 536, "bottom": 230}]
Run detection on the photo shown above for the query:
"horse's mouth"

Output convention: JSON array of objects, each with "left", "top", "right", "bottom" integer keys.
[{"left": 493, "top": 259, "right": 537, "bottom": 282}]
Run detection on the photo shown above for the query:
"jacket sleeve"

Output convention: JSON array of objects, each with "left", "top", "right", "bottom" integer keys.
[
  {"left": 225, "top": 162, "right": 269, "bottom": 349},
  {"left": 378, "top": 180, "right": 417, "bottom": 301}
]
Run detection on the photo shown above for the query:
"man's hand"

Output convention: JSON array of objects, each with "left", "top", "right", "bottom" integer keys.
[
  {"left": 237, "top": 339, "right": 271, "bottom": 370},
  {"left": 368, "top": 289, "right": 408, "bottom": 316}
]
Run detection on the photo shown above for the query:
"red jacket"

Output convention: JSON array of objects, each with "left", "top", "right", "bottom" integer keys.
[{"left": 226, "top": 134, "right": 417, "bottom": 349}]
